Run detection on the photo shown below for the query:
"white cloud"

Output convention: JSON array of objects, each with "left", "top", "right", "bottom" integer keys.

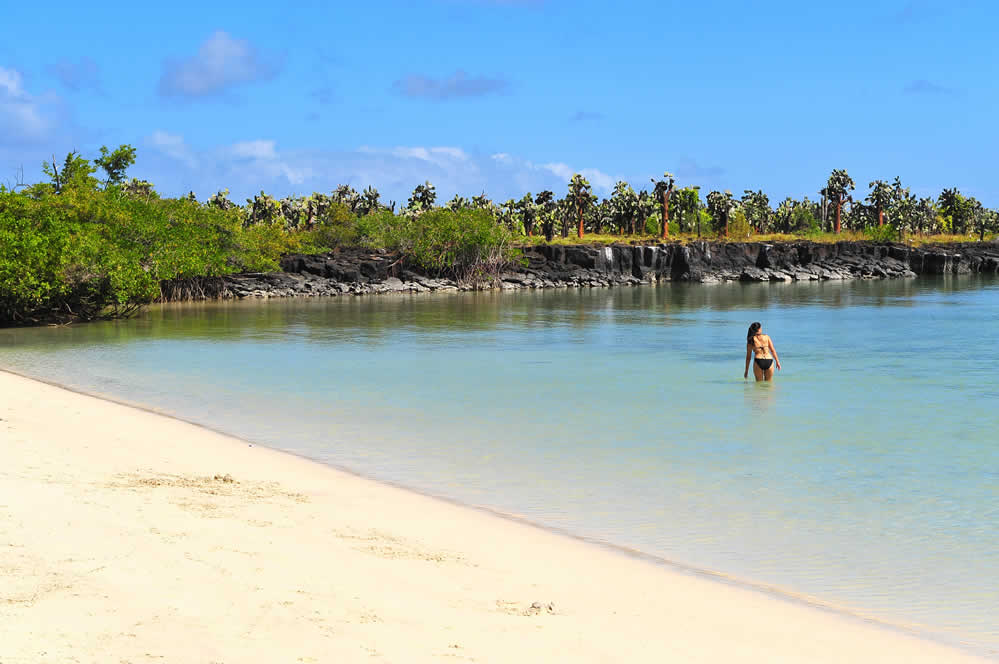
[
  {"left": 222, "top": 139, "right": 309, "bottom": 185},
  {"left": 359, "top": 145, "right": 471, "bottom": 171},
  {"left": 134, "top": 138, "right": 625, "bottom": 205},
  {"left": 158, "top": 31, "right": 281, "bottom": 99},
  {"left": 540, "top": 161, "right": 573, "bottom": 181},
  {"left": 0, "top": 67, "right": 25, "bottom": 96},
  {"left": 532, "top": 160, "right": 617, "bottom": 194},
  {"left": 0, "top": 66, "right": 57, "bottom": 144},
  {"left": 426, "top": 146, "right": 468, "bottom": 161},
  {"left": 144, "top": 133, "right": 311, "bottom": 190},
  {"left": 229, "top": 139, "right": 278, "bottom": 160},
  {"left": 148, "top": 130, "right": 199, "bottom": 169},
  {"left": 537, "top": 162, "right": 615, "bottom": 192},
  {"left": 579, "top": 168, "right": 616, "bottom": 192}
]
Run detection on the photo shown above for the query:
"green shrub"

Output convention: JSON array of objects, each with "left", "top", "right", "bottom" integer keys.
[
  {"left": 727, "top": 209, "right": 751, "bottom": 239},
  {"left": 644, "top": 215, "right": 659, "bottom": 235},
  {"left": 791, "top": 206, "right": 821, "bottom": 236},
  {"left": 697, "top": 210, "right": 714, "bottom": 237},
  {"left": 361, "top": 208, "right": 520, "bottom": 281},
  {"left": 864, "top": 225, "right": 899, "bottom": 243},
  {"left": 0, "top": 187, "right": 302, "bottom": 322},
  {"left": 237, "top": 222, "right": 301, "bottom": 272},
  {"left": 298, "top": 202, "right": 360, "bottom": 252},
  {"left": 0, "top": 193, "right": 74, "bottom": 321}
]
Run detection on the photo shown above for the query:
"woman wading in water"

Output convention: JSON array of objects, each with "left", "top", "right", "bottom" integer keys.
[{"left": 744, "top": 322, "right": 781, "bottom": 381}]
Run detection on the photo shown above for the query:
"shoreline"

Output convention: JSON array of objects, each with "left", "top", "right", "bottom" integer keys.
[
  {"left": 0, "top": 370, "right": 976, "bottom": 647},
  {"left": 1, "top": 368, "right": 992, "bottom": 662}
]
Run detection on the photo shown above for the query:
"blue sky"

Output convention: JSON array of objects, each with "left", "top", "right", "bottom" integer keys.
[{"left": 1, "top": 0, "right": 995, "bottom": 206}]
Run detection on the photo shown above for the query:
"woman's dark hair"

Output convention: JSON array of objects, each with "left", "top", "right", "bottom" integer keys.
[{"left": 747, "top": 322, "right": 762, "bottom": 344}]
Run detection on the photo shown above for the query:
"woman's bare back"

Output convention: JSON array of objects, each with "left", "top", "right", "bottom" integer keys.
[{"left": 751, "top": 334, "right": 772, "bottom": 359}]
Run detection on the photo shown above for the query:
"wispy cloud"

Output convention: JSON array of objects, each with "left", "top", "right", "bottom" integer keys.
[
  {"left": 47, "top": 57, "right": 101, "bottom": 93},
  {"left": 0, "top": 66, "right": 59, "bottom": 144},
  {"left": 903, "top": 79, "right": 958, "bottom": 96},
  {"left": 147, "top": 130, "right": 199, "bottom": 169},
  {"left": 225, "top": 139, "right": 311, "bottom": 184},
  {"left": 490, "top": 153, "right": 618, "bottom": 194},
  {"left": 360, "top": 145, "right": 470, "bottom": 165},
  {"left": 137, "top": 135, "right": 625, "bottom": 204},
  {"left": 158, "top": 31, "right": 282, "bottom": 99},
  {"left": 392, "top": 70, "right": 509, "bottom": 100},
  {"left": 539, "top": 162, "right": 616, "bottom": 192}
]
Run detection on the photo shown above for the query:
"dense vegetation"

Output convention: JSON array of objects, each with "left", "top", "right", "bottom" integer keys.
[{"left": 2, "top": 146, "right": 997, "bottom": 324}]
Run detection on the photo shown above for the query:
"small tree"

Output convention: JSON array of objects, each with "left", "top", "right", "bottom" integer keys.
[
  {"left": 332, "top": 184, "right": 359, "bottom": 210},
  {"left": 246, "top": 191, "right": 281, "bottom": 227},
  {"left": 471, "top": 193, "right": 492, "bottom": 210},
  {"left": 94, "top": 144, "right": 137, "bottom": 189},
  {"left": 567, "top": 174, "right": 594, "bottom": 238},
  {"left": 535, "top": 190, "right": 557, "bottom": 241},
  {"left": 706, "top": 190, "right": 736, "bottom": 237},
  {"left": 670, "top": 186, "right": 701, "bottom": 235},
  {"left": 938, "top": 188, "right": 972, "bottom": 234},
  {"left": 888, "top": 178, "right": 916, "bottom": 239},
  {"left": 636, "top": 190, "right": 656, "bottom": 235},
  {"left": 727, "top": 208, "right": 751, "bottom": 238},
  {"left": 405, "top": 181, "right": 437, "bottom": 217},
  {"left": 866, "top": 180, "right": 894, "bottom": 228},
  {"left": 122, "top": 178, "right": 157, "bottom": 200},
  {"left": 822, "top": 169, "right": 855, "bottom": 233},
  {"left": 358, "top": 186, "right": 382, "bottom": 216},
  {"left": 773, "top": 197, "right": 794, "bottom": 233},
  {"left": 610, "top": 181, "right": 639, "bottom": 234},
  {"left": 445, "top": 194, "right": 470, "bottom": 211},
  {"left": 651, "top": 172, "right": 675, "bottom": 238},
  {"left": 913, "top": 197, "right": 938, "bottom": 235},
  {"left": 593, "top": 197, "right": 613, "bottom": 234},
  {"left": 741, "top": 189, "right": 771, "bottom": 233},
  {"left": 41, "top": 151, "right": 98, "bottom": 194},
  {"left": 557, "top": 197, "right": 573, "bottom": 237},
  {"left": 967, "top": 198, "right": 997, "bottom": 241},
  {"left": 498, "top": 199, "right": 517, "bottom": 231},
  {"left": 207, "top": 188, "right": 235, "bottom": 210},
  {"left": 515, "top": 193, "right": 536, "bottom": 236}
]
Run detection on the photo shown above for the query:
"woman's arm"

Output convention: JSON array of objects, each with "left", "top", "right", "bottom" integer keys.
[
  {"left": 744, "top": 344, "right": 752, "bottom": 378},
  {"left": 768, "top": 337, "right": 781, "bottom": 370}
]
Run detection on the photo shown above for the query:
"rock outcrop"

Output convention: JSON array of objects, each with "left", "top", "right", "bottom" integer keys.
[{"left": 165, "top": 242, "right": 999, "bottom": 300}]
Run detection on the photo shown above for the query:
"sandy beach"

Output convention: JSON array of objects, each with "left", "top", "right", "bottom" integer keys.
[{"left": 0, "top": 369, "right": 987, "bottom": 663}]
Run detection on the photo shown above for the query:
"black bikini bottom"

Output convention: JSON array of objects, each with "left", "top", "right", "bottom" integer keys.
[{"left": 754, "top": 358, "right": 774, "bottom": 370}]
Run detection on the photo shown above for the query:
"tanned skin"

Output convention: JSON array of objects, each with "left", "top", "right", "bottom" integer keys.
[{"left": 744, "top": 330, "right": 782, "bottom": 381}]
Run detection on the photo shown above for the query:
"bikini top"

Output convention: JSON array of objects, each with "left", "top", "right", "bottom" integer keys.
[{"left": 752, "top": 334, "right": 769, "bottom": 356}]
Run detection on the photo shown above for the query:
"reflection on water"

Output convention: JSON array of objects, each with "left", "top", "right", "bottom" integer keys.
[
  {"left": 743, "top": 380, "right": 779, "bottom": 413},
  {"left": 2, "top": 276, "right": 998, "bottom": 657}
]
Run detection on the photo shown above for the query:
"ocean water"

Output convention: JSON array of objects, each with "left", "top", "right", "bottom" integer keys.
[{"left": 2, "top": 278, "right": 997, "bottom": 656}]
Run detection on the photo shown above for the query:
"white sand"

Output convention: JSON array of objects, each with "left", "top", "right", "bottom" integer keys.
[{"left": 0, "top": 369, "right": 987, "bottom": 663}]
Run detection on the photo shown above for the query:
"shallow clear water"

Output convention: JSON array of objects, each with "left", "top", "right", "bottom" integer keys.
[{"left": 2, "top": 278, "right": 997, "bottom": 656}]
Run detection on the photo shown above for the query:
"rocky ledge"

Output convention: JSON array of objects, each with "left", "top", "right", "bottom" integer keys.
[{"left": 185, "top": 241, "right": 999, "bottom": 300}]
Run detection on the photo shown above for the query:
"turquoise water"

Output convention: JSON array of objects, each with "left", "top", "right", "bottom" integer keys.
[{"left": 2, "top": 278, "right": 997, "bottom": 656}]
